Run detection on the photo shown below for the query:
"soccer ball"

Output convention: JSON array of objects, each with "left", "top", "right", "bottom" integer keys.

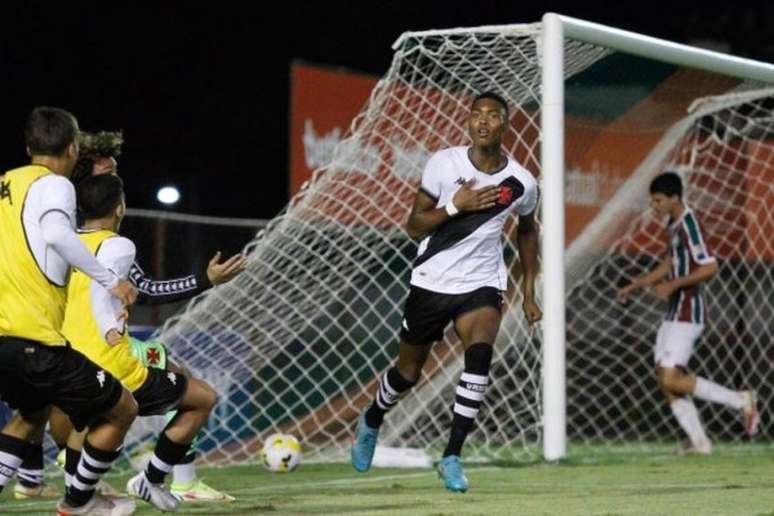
[{"left": 260, "top": 433, "right": 302, "bottom": 473}]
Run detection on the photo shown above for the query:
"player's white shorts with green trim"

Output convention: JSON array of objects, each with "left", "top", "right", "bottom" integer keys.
[{"left": 129, "top": 336, "right": 168, "bottom": 370}]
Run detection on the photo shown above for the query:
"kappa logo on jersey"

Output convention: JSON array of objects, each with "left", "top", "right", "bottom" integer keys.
[
  {"left": 96, "top": 370, "right": 106, "bottom": 388},
  {"left": 167, "top": 372, "right": 177, "bottom": 385},
  {"left": 0, "top": 179, "right": 11, "bottom": 205},
  {"left": 455, "top": 177, "right": 470, "bottom": 186}
]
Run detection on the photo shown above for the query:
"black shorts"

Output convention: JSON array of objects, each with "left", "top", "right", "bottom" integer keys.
[
  {"left": 132, "top": 367, "right": 188, "bottom": 416},
  {"left": 0, "top": 337, "right": 123, "bottom": 431},
  {"left": 399, "top": 285, "right": 503, "bottom": 345}
]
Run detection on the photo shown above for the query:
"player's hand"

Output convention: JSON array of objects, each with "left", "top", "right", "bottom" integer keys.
[
  {"left": 616, "top": 284, "right": 636, "bottom": 304},
  {"left": 109, "top": 279, "right": 137, "bottom": 306},
  {"left": 105, "top": 329, "right": 123, "bottom": 346},
  {"left": 522, "top": 298, "right": 542, "bottom": 325},
  {"left": 452, "top": 179, "right": 500, "bottom": 212},
  {"left": 207, "top": 251, "right": 247, "bottom": 285},
  {"left": 652, "top": 282, "right": 675, "bottom": 300}
]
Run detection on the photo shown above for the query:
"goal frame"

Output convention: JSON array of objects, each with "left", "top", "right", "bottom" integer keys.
[{"left": 540, "top": 12, "right": 774, "bottom": 461}]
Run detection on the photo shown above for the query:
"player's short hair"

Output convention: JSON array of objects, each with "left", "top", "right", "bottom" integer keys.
[
  {"left": 649, "top": 171, "right": 683, "bottom": 199},
  {"left": 25, "top": 106, "right": 79, "bottom": 156},
  {"left": 77, "top": 173, "right": 124, "bottom": 220},
  {"left": 473, "top": 91, "right": 509, "bottom": 118},
  {"left": 71, "top": 130, "right": 124, "bottom": 185}
]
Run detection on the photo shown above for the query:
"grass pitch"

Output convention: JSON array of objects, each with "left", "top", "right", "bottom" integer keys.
[{"left": 3, "top": 444, "right": 773, "bottom": 515}]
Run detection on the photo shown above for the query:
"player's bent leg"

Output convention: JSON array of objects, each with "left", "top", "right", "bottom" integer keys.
[
  {"left": 352, "top": 341, "right": 426, "bottom": 472},
  {"left": 62, "top": 386, "right": 138, "bottom": 513},
  {"left": 129, "top": 375, "right": 215, "bottom": 512},
  {"left": 439, "top": 301, "right": 500, "bottom": 492},
  {"left": 658, "top": 368, "right": 711, "bottom": 454}
]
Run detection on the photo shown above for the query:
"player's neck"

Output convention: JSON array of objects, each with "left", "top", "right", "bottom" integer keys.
[
  {"left": 83, "top": 217, "right": 118, "bottom": 233},
  {"left": 30, "top": 156, "right": 69, "bottom": 177},
  {"left": 670, "top": 202, "right": 685, "bottom": 220},
  {"left": 468, "top": 145, "right": 505, "bottom": 174}
]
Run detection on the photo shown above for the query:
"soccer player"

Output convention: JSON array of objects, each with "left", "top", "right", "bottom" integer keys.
[
  {"left": 16, "top": 130, "right": 243, "bottom": 503},
  {"left": 617, "top": 172, "right": 759, "bottom": 454},
  {"left": 351, "top": 92, "right": 541, "bottom": 492},
  {"left": 58, "top": 173, "right": 223, "bottom": 511},
  {"left": 0, "top": 106, "right": 139, "bottom": 515}
]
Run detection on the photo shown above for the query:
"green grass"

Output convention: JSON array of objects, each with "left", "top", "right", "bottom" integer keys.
[{"left": 3, "top": 444, "right": 774, "bottom": 515}]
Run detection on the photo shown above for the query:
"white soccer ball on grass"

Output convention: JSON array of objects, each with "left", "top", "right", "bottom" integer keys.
[{"left": 260, "top": 433, "right": 302, "bottom": 473}]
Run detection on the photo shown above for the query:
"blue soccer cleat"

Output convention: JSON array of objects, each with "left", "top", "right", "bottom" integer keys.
[
  {"left": 437, "top": 455, "right": 469, "bottom": 493},
  {"left": 351, "top": 413, "right": 379, "bottom": 472}
]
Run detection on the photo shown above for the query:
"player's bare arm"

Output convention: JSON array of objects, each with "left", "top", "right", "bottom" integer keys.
[
  {"left": 652, "top": 261, "right": 718, "bottom": 300},
  {"left": 617, "top": 255, "right": 670, "bottom": 303},
  {"left": 405, "top": 180, "right": 500, "bottom": 240},
  {"left": 517, "top": 210, "right": 541, "bottom": 324}
]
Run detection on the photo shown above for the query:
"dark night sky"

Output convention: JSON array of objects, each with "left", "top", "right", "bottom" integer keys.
[{"left": 0, "top": 2, "right": 772, "bottom": 219}]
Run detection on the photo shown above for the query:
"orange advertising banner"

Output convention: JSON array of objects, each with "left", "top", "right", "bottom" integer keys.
[{"left": 289, "top": 62, "right": 377, "bottom": 197}]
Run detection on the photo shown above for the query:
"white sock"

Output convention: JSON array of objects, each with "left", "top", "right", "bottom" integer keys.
[
  {"left": 670, "top": 398, "right": 709, "bottom": 447},
  {"left": 693, "top": 377, "right": 744, "bottom": 410},
  {"left": 0, "top": 450, "right": 23, "bottom": 489},
  {"left": 172, "top": 463, "right": 197, "bottom": 485}
]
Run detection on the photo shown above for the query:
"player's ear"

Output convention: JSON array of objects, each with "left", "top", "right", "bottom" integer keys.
[
  {"left": 116, "top": 196, "right": 126, "bottom": 220},
  {"left": 66, "top": 142, "right": 78, "bottom": 160}
]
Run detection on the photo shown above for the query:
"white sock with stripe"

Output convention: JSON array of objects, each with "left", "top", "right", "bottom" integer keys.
[
  {"left": 693, "top": 377, "right": 744, "bottom": 410},
  {"left": 66, "top": 441, "right": 120, "bottom": 507},
  {"left": 364, "top": 368, "right": 416, "bottom": 428},
  {"left": 0, "top": 433, "right": 31, "bottom": 492},
  {"left": 444, "top": 343, "right": 493, "bottom": 458}
]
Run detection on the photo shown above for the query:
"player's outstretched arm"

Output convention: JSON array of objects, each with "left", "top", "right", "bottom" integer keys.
[{"left": 517, "top": 211, "right": 541, "bottom": 324}]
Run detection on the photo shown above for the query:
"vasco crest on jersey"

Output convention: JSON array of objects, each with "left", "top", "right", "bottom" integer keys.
[{"left": 496, "top": 176, "right": 524, "bottom": 207}]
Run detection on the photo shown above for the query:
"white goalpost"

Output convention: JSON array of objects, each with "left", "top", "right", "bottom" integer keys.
[
  {"left": 540, "top": 13, "right": 774, "bottom": 460},
  {"left": 121, "top": 14, "right": 774, "bottom": 467}
]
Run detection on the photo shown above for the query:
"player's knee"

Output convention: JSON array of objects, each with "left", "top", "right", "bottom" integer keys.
[
  {"left": 395, "top": 363, "right": 421, "bottom": 384},
  {"left": 191, "top": 379, "right": 218, "bottom": 413},
  {"left": 203, "top": 383, "right": 218, "bottom": 413},
  {"left": 658, "top": 369, "right": 680, "bottom": 392},
  {"left": 112, "top": 388, "right": 138, "bottom": 424}
]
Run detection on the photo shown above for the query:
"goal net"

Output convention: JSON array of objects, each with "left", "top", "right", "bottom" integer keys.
[{"left": 130, "top": 21, "right": 773, "bottom": 465}]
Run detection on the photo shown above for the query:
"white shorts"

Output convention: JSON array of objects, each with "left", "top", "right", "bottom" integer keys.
[{"left": 653, "top": 321, "right": 703, "bottom": 368}]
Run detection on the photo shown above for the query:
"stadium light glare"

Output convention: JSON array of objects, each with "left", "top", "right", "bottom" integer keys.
[{"left": 157, "top": 186, "right": 180, "bottom": 205}]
